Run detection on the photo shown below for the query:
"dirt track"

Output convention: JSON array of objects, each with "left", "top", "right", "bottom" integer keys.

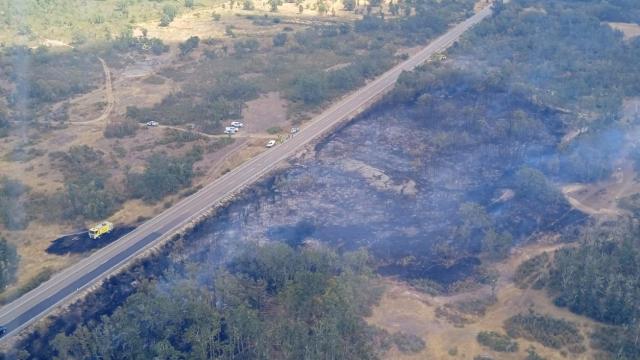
[{"left": 68, "top": 57, "right": 114, "bottom": 125}]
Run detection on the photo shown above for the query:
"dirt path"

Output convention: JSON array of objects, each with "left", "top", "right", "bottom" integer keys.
[
  {"left": 68, "top": 57, "right": 114, "bottom": 125},
  {"left": 561, "top": 125, "right": 640, "bottom": 217}
]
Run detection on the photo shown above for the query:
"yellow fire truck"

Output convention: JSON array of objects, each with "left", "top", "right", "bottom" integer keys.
[{"left": 89, "top": 221, "right": 114, "bottom": 239}]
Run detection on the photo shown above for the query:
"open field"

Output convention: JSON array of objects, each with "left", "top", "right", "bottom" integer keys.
[{"left": 368, "top": 240, "right": 597, "bottom": 360}]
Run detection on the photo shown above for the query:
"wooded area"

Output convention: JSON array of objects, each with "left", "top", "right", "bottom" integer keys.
[{"left": 51, "top": 244, "right": 385, "bottom": 359}]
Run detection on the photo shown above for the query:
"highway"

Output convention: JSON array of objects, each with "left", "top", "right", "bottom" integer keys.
[{"left": 0, "top": 5, "right": 492, "bottom": 342}]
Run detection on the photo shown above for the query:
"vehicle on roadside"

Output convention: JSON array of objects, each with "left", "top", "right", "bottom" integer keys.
[
  {"left": 0, "top": 325, "right": 6, "bottom": 337},
  {"left": 265, "top": 139, "right": 276, "bottom": 148},
  {"left": 230, "top": 121, "right": 244, "bottom": 128},
  {"left": 89, "top": 221, "right": 114, "bottom": 240},
  {"left": 224, "top": 126, "right": 239, "bottom": 134},
  {"left": 146, "top": 121, "right": 159, "bottom": 127},
  {"left": 290, "top": 127, "right": 300, "bottom": 134}
]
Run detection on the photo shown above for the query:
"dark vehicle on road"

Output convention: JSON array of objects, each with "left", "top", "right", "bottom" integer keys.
[{"left": 0, "top": 326, "right": 7, "bottom": 337}]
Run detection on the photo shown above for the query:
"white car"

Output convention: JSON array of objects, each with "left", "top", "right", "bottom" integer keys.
[
  {"left": 224, "top": 126, "right": 238, "bottom": 134},
  {"left": 146, "top": 121, "right": 159, "bottom": 127},
  {"left": 290, "top": 127, "right": 300, "bottom": 134},
  {"left": 265, "top": 140, "right": 276, "bottom": 148},
  {"left": 230, "top": 121, "right": 244, "bottom": 128}
]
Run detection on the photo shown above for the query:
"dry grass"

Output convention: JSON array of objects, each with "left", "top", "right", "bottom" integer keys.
[
  {"left": 1, "top": 223, "right": 77, "bottom": 290},
  {"left": 242, "top": 92, "right": 290, "bottom": 134},
  {"left": 367, "top": 241, "right": 599, "bottom": 360}
]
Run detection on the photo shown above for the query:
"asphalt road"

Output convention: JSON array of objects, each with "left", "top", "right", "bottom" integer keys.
[{"left": 0, "top": 6, "right": 492, "bottom": 342}]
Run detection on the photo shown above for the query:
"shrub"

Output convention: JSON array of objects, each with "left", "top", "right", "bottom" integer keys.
[
  {"left": 266, "top": 126, "right": 281, "bottom": 134},
  {"left": 127, "top": 153, "right": 197, "bottom": 202},
  {"left": 179, "top": 36, "right": 200, "bottom": 56},
  {"left": 504, "top": 311, "right": 583, "bottom": 350},
  {"left": 273, "top": 32, "right": 287, "bottom": 47},
  {"left": 0, "top": 178, "right": 30, "bottom": 230},
  {"left": 391, "top": 332, "right": 425, "bottom": 353},
  {"left": 476, "top": 331, "right": 518, "bottom": 352},
  {"left": 104, "top": 120, "right": 138, "bottom": 138},
  {"left": 514, "top": 252, "right": 549, "bottom": 289},
  {"left": 0, "top": 237, "right": 19, "bottom": 291},
  {"left": 243, "top": 0, "right": 255, "bottom": 10}
]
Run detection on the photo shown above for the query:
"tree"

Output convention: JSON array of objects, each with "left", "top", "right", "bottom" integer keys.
[
  {"left": 289, "top": 72, "right": 327, "bottom": 105},
  {"left": 160, "top": 5, "right": 178, "bottom": 26},
  {"left": 268, "top": 0, "right": 281, "bottom": 12},
  {"left": 243, "top": 0, "right": 255, "bottom": 10},
  {"left": 513, "top": 167, "right": 564, "bottom": 211},
  {"left": 0, "top": 237, "right": 19, "bottom": 291},
  {"left": 160, "top": 13, "right": 172, "bottom": 27},
  {"left": 127, "top": 153, "right": 196, "bottom": 202},
  {"left": 185, "top": 0, "right": 195, "bottom": 8},
  {"left": 179, "top": 36, "right": 200, "bottom": 56},
  {"left": 482, "top": 229, "right": 513, "bottom": 260},
  {"left": 343, "top": 0, "right": 356, "bottom": 11}
]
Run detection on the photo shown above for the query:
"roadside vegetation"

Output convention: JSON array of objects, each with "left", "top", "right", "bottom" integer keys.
[
  {"left": 48, "top": 244, "right": 384, "bottom": 359},
  {"left": 0, "top": 237, "right": 19, "bottom": 291}
]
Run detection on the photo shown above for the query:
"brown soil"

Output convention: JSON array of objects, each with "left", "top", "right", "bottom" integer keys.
[{"left": 608, "top": 22, "right": 640, "bottom": 41}]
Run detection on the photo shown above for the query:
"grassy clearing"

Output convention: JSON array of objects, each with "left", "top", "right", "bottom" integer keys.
[{"left": 0, "top": 0, "right": 225, "bottom": 46}]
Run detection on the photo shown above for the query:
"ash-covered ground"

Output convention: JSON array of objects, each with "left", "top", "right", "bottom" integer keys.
[{"left": 183, "top": 102, "right": 579, "bottom": 285}]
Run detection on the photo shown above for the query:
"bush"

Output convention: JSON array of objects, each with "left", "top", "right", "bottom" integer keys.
[
  {"left": 47, "top": 146, "right": 121, "bottom": 220},
  {"left": 0, "top": 237, "right": 19, "bottom": 291},
  {"left": 272, "top": 32, "right": 287, "bottom": 47},
  {"left": 476, "top": 331, "right": 518, "bottom": 352},
  {"left": 288, "top": 72, "right": 327, "bottom": 105},
  {"left": 514, "top": 252, "right": 549, "bottom": 289},
  {"left": 0, "top": 177, "right": 30, "bottom": 230},
  {"left": 391, "top": 332, "right": 425, "bottom": 353},
  {"left": 127, "top": 153, "right": 197, "bottom": 202},
  {"left": 243, "top": 0, "right": 255, "bottom": 10},
  {"left": 504, "top": 311, "right": 583, "bottom": 350},
  {"left": 179, "top": 36, "right": 200, "bottom": 56},
  {"left": 104, "top": 120, "right": 138, "bottom": 138},
  {"left": 156, "top": 129, "right": 204, "bottom": 145},
  {"left": 266, "top": 126, "right": 281, "bottom": 134},
  {"left": 234, "top": 39, "right": 259, "bottom": 55}
]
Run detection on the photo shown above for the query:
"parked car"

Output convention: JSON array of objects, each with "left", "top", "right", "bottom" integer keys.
[
  {"left": 224, "top": 126, "right": 238, "bottom": 134},
  {"left": 290, "top": 127, "right": 300, "bottom": 134},
  {"left": 265, "top": 139, "right": 276, "bottom": 148},
  {"left": 230, "top": 121, "right": 244, "bottom": 128},
  {"left": 0, "top": 325, "right": 7, "bottom": 337},
  {"left": 146, "top": 121, "right": 159, "bottom": 127}
]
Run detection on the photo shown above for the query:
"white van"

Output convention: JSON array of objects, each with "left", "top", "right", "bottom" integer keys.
[{"left": 224, "top": 126, "right": 238, "bottom": 134}]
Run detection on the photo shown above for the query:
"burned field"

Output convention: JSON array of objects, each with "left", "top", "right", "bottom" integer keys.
[{"left": 184, "top": 70, "right": 586, "bottom": 288}]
